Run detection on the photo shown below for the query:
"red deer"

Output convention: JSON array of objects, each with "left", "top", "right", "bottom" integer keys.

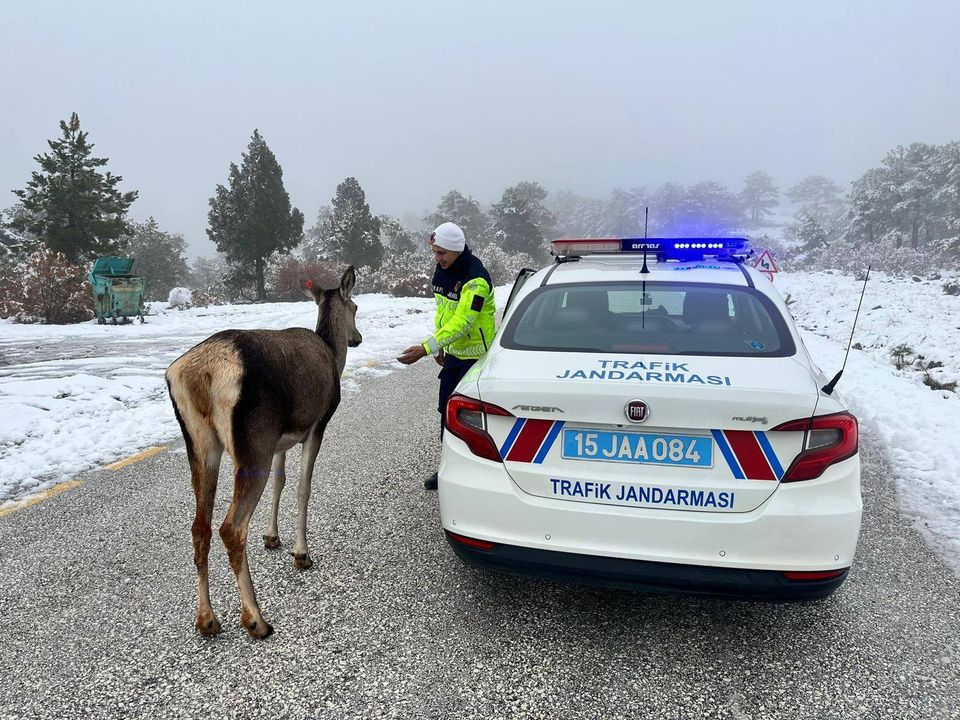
[{"left": 165, "top": 266, "right": 361, "bottom": 638}]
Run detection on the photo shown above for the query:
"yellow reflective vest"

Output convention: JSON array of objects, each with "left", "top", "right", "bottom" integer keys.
[{"left": 421, "top": 248, "right": 496, "bottom": 360}]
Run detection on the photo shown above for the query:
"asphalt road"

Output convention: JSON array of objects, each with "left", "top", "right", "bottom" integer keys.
[{"left": 1, "top": 362, "right": 959, "bottom": 720}]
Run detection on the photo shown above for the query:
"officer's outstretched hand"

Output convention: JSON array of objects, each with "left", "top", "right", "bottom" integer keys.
[{"left": 397, "top": 345, "right": 428, "bottom": 365}]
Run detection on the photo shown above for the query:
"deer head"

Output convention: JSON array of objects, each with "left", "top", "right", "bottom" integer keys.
[{"left": 302, "top": 266, "right": 362, "bottom": 352}]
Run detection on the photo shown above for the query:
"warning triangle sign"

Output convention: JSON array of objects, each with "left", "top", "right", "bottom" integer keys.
[{"left": 752, "top": 250, "right": 779, "bottom": 281}]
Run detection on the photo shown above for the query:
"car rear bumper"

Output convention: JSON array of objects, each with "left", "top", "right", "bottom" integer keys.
[
  {"left": 438, "top": 435, "right": 862, "bottom": 598},
  {"left": 445, "top": 531, "right": 848, "bottom": 600}
]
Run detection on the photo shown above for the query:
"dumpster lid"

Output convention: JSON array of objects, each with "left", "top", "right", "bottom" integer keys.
[{"left": 91, "top": 257, "right": 135, "bottom": 276}]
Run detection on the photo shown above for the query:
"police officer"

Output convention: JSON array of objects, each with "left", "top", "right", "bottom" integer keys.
[{"left": 397, "top": 222, "right": 496, "bottom": 490}]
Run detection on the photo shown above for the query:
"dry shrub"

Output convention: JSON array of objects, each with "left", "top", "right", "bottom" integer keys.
[
  {"left": 190, "top": 289, "right": 223, "bottom": 308},
  {"left": 357, "top": 251, "right": 433, "bottom": 297},
  {"left": 0, "top": 273, "right": 22, "bottom": 319},
  {"left": 0, "top": 249, "right": 93, "bottom": 324},
  {"left": 0, "top": 251, "right": 25, "bottom": 318},
  {"left": 355, "top": 244, "right": 539, "bottom": 296},
  {"left": 388, "top": 271, "right": 433, "bottom": 298},
  {"left": 479, "top": 245, "right": 540, "bottom": 285},
  {"left": 815, "top": 243, "right": 946, "bottom": 277},
  {"left": 270, "top": 257, "right": 340, "bottom": 301}
]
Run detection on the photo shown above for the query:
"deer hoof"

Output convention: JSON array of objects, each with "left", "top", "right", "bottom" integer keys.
[
  {"left": 263, "top": 534, "right": 281, "bottom": 549},
  {"left": 195, "top": 612, "right": 222, "bottom": 637},
  {"left": 245, "top": 617, "right": 274, "bottom": 639},
  {"left": 294, "top": 553, "right": 313, "bottom": 570}
]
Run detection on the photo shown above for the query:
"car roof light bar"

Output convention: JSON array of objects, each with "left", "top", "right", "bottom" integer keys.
[{"left": 550, "top": 237, "right": 753, "bottom": 262}]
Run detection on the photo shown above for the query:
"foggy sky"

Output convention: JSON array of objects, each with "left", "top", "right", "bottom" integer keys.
[{"left": 2, "top": 1, "right": 958, "bottom": 257}]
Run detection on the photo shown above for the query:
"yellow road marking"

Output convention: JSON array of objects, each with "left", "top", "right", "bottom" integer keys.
[
  {"left": 0, "top": 480, "right": 83, "bottom": 517},
  {"left": 104, "top": 445, "right": 167, "bottom": 470},
  {"left": 0, "top": 446, "right": 168, "bottom": 518}
]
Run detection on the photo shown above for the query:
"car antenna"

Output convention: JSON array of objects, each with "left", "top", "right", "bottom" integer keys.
[
  {"left": 821, "top": 266, "right": 871, "bottom": 395},
  {"left": 640, "top": 207, "right": 650, "bottom": 275},
  {"left": 640, "top": 207, "right": 649, "bottom": 330}
]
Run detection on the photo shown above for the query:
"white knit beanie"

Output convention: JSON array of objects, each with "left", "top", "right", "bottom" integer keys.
[{"left": 431, "top": 222, "right": 466, "bottom": 252}]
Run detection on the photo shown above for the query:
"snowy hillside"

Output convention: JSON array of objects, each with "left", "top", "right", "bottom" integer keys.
[
  {"left": 777, "top": 270, "right": 960, "bottom": 570},
  {"left": 2, "top": 274, "right": 958, "bottom": 571}
]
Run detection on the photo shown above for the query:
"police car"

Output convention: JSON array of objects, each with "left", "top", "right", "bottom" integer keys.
[{"left": 438, "top": 238, "right": 861, "bottom": 600}]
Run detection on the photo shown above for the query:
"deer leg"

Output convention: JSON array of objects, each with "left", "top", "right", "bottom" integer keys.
[
  {"left": 191, "top": 438, "right": 223, "bottom": 636},
  {"left": 220, "top": 457, "right": 273, "bottom": 639},
  {"left": 293, "top": 424, "right": 325, "bottom": 570},
  {"left": 262, "top": 451, "right": 286, "bottom": 549}
]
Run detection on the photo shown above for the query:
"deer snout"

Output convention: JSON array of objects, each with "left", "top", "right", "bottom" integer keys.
[{"left": 348, "top": 332, "right": 362, "bottom": 348}]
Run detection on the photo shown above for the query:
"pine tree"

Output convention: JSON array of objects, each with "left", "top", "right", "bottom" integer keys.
[
  {"left": 601, "top": 187, "right": 648, "bottom": 236},
  {"left": 680, "top": 182, "right": 744, "bottom": 235},
  {"left": 936, "top": 143, "right": 960, "bottom": 258},
  {"left": 424, "top": 191, "right": 489, "bottom": 246},
  {"left": 787, "top": 175, "right": 847, "bottom": 252},
  {"left": 322, "top": 177, "right": 383, "bottom": 270},
  {"left": 126, "top": 218, "right": 190, "bottom": 300},
  {"left": 791, "top": 209, "right": 829, "bottom": 255},
  {"left": 222, "top": 261, "right": 258, "bottom": 301},
  {"left": 491, "top": 181, "right": 555, "bottom": 257},
  {"left": 11, "top": 113, "right": 138, "bottom": 262},
  {"left": 546, "top": 191, "right": 605, "bottom": 238},
  {"left": 379, "top": 215, "right": 417, "bottom": 254},
  {"left": 301, "top": 206, "right": 334, "bottom": 262},
  {"left": 190, "top": 255, "right": 230, "bottom": 293},
  {"left": 846, "top": 167, "right": 890, "bottom": 247},
  {"left": 787, "top": 175, "right": 844, "bottom": 216},
  {"left": 207, "top": 129, "right": 304, "bottom": 300},
  {"left": 739, "top": 171, "right": 779, "bottom": 225},
  {"left": 843, "top": 142, "right": 959, "bottom": 257},
  {"left": 648, "top": 183, "right": 688, "bottom": 235},
  {"left": 1, "top": 206, "right": 37, "bottom": 255}
]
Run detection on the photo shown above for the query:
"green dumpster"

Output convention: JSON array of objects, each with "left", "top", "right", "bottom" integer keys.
[{"left": 88, "top": 257, "right": 146, "bottom": 324}]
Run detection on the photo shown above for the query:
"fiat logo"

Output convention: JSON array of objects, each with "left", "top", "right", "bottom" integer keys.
[{"left": 625, "top": 400, "right": 649, "bottom": 423}]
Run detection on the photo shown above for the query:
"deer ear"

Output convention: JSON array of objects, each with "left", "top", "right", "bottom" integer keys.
[
  {"left": 301, "top": 277, "right": 322, "bottom": 302},
  {"left": 339, "top": 266, "right": 356, "bottom": 299}
]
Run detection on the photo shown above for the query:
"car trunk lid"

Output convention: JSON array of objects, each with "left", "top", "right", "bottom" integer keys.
[{"left": 477, "top": 350, "right": 818, "bottom": 513}]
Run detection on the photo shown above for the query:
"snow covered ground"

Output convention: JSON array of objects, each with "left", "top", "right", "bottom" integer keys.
[
  {"left": 777, "top": 270, "right": 960, "bottom": 570},
  {"left": 1, "top": 273, "right": 958, "bottom": 571},
  {"left": 0, "top": 293, "right": 437, "bottom": 504}
]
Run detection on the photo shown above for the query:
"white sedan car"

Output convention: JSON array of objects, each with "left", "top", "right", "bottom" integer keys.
[{"left": 438, "top": 238, "right": 861, "bottom": 600}]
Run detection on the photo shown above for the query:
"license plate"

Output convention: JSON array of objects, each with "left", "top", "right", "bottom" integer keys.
[{"left": 561, "top": 429, "right": 713, "bottom": 468}]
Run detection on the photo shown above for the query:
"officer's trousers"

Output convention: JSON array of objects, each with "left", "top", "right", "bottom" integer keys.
[{"left": 438, "top": 354, "right": 477, "bottom": 437}]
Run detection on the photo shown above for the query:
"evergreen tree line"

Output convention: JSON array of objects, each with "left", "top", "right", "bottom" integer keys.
[
  {"left": 3, "top": 113, "right": 958, "bottom": 323},
  {"left": 769, "top": 142, "right": 960, "bottom": 275}
]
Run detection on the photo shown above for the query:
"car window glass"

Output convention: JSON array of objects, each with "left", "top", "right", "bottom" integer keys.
[{"left": 504, "top": 283, "right": 794, "bottom": 357}]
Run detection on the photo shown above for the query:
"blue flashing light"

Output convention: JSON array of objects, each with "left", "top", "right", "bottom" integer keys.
[
  {"left": 620, "top": 237, "right": 749, "bottom": 254},
  {"left": 550, "top": 237, "right": 753, "bottom": 260},
  {"left": 621, "top": 237, "right": 751, "bottom": 260}
]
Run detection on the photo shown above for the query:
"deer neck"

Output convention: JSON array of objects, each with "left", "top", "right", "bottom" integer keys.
[{"left": 315, "top": 295, "right": 349, "bottom": 377}]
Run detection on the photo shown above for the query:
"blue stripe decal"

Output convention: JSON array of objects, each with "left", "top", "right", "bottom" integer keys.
[
  {"left": 499, "top": 418, "right": 525, "bottom": 458},
  {"left": 754, "top": 431, "right": 784, "bottom": 480},
  {"left": 533, "top": 421, "right": 565, "bottom": 464},
  {"left": 711, "top": 429, "right": 745, "bottom": 480}
]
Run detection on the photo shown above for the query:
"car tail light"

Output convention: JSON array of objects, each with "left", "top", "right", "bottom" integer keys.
[
  {"left": 445, "top": 394, "right": 513, "bottom": 462},
  {"left": 782, "top": 568, "right": 848, "bottom": 582},
  {"left": 446, "top": 531, "right": 498, "bottom": 551},
  {"left": 772, "top": 411, "right": 858, "bottom": 482}
]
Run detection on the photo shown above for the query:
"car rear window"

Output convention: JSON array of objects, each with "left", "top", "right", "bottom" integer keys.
[{"left": 501, "top": 282, "right": 796, "bottom": 357}]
